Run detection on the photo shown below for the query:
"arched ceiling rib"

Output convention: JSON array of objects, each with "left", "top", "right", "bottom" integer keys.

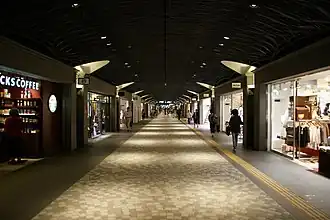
[{"left": 1, "top": 0, "right": 330, "bottom": 100}]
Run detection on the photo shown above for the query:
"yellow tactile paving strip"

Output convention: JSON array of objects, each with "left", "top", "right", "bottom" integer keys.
[{"left": 190, "top": 126, "right": 330, "bottom": 220}]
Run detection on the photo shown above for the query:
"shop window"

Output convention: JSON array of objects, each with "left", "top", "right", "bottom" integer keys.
[
  {"left": 87, "top": 92, "right": 110, "bottom": 138},
  {"left": 268, "top": 69, "right": 330, "bottom": 172}
]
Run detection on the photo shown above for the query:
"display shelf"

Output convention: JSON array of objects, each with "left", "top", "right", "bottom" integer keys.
[
  {"left": 0, "top": 97, "right": 40, "bottom": 100},
  {"left": 0, "top": 114, "right": 37, "bottom": 116}
]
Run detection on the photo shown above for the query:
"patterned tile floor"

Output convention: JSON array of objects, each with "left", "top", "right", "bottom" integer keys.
[{"left": 33, "top": 116, "right": 294, "bottom": 220}]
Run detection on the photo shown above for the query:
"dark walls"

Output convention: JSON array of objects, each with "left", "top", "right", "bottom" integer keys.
[{"left": 42, "top": 81, "right": 63, "bottom": 156}]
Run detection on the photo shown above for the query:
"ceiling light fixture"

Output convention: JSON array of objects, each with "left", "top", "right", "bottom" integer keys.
[
  {"left": 200, "top": 65, "right": 204, "bottom": 68},
  {"left": 219, "top": 43, "right": 224, "bottom": 46},
  {"left": 224, "top": 37, "right": 230, "bottom": 40},
  {"left": 128, "top": 45, "right": 132, "bottom": 49},
  {"left": 249, "top": 4, "right": 258, "bottom": 8},
  {"left": 127, "top": 65, "right": 131, "bottom": 68},
  {"left": 101, "top": 36, "right": 107, "bottom": 40},
  {"left": 199, "top": 46, "right": 203, "bottom": 49},
  {"left": 124, "top": 62, "right": 128, "bottom": 65},
  {"left": 106, "top": 43, "right": 112, "bottom": 46},
  {"left": 72, "top": 3, "right": 79, "bottom": 8},
  {"left": 202, "top": 62, "right": 206, "bottom": 66}
]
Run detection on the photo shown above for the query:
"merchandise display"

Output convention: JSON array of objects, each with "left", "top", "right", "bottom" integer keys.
[
  {"left": 0, "top": 87, "right": 41, "bottom": 134},
  {"left": 0, "top": 73, "right": 42, "bottom": 161},
  {"left": 268, "top": 70, "right": 330, "bottom": 173},
  {"left": 87, "top": 92, "right": 110, "bottom": 138}
]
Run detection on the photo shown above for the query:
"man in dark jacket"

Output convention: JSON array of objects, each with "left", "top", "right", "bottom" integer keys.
[{"left": 229, "top": 109, "right": 243, "bottom": 152}]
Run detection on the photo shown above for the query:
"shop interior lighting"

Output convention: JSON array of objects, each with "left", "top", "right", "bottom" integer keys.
[
  {"left": 219, "top": 43, "right": 224, "bottom": 46},
  {"left": 202, "top": 62, "right": 206, "bottom": 66},
  {"left": 200, "top": 65, "right": 204, "bottom": 68},
  {"left": 224, "top": 37, "right": 230, "bottom": 40},
  {"left": 106, "top": 43, "right": 112, "bottom": 46},
  {"left": 101, "top": 36, "right": 107, "bottom": 40},
  {"left": 124, "top": 62, "right": 129, "bottom": 65},
  {"left": 249, "top": 4, "right": 258, "bottom": 8},
  {"left": 72, "top": 3, "right": 79, "bottom": 8}
]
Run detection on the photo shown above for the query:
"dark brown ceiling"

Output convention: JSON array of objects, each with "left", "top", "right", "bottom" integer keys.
[{"left": 1, "top": 0, "right": 330, "bottom": 100}]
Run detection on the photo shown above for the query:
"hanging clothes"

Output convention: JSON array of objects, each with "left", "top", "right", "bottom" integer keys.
[{"left": 309, "top": 126, "right": 321, "bottom": 145}]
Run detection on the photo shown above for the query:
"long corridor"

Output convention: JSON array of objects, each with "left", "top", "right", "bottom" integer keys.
[{"left": 33, "top": 115, "right": 293, "bottom": 220}]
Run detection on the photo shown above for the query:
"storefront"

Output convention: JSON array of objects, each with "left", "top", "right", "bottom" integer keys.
[
  {"left": 267, "top": 69, "right": 330, "bottom": 170},
  {"left": 219, "top": 91, "right": 243, "bottom": 132},
  {"left": 252, "top": 36, "right": 330, "bottom": 176},
  {"left": 132, "top": 95, "right": 142, "bottom": 123},
  {"left": 87, "top": 92, "right": 111, "bottom": 138},
  {"left": 200, "top": 97, "right": 211, "bottom": 124},
  {"left": 120, "top": 97, "right": 130, "bottom": 130},
  {"left": 0, "top": 67, "right": 74, "bottom": 161}
]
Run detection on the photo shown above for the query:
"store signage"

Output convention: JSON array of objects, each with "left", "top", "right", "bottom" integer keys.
[
  {"left": 0, "top": 72, "right": 40, "bottom": 90},
  {"left": 78, "top": 77, "right": 90, "bottom": 85},
  {"left": 232, "top": 82, "right": 241, "bottom": 89},
  {"left": 203, "top": 94, "right": 209, "bottom": 98},
  {"left": 48, "top": 94, "right": 57, "bottom": 113}
]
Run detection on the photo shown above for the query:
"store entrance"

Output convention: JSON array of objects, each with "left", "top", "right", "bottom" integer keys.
[
  {"left": 87, "top": 92, "right": 110, "bottom": 139},
  {"left": 201, "top": 98, "right": 211, "bottom": 124},
  {"left": 220, "top": 91, "right": 244, "bottom": 143},
  {"left": 268, "top": 69, "right": 330, "bottom": 174},
  {"left": 120, "top": 98, "right": 129, "bottom": 130}
]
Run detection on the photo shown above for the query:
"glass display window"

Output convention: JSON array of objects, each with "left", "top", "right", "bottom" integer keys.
[
  {"left": 87, "top": 92, "right": 110, "bottom": 138},
  {"left": 267, "top": 69, "right": 330, "bottom": 171}
]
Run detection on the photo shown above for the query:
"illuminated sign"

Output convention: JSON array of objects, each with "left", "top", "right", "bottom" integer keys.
[
  {"left": 232, "top": 82, "right": 241, "bottom": 89},
  {"left": 0, "top": 72, "right": 40, "bottom": 90},
  {"left": 48, "top": 95, "right": 57, "bottom": 113}
]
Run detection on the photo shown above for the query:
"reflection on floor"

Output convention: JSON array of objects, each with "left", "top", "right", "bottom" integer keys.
[
  {"left": 0, "top": 158, "right": 43, "bottom": 177},
  {"left": 33, "top": 115, "right": 293, "bottom": 220}
]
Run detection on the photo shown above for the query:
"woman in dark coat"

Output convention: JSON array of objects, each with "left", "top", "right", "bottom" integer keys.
[
  {"left": 4, "top": 108, "right": 24, "bottom": 164},
  {"left": 229, "top": 109, "right": 243, "bottom": 152},
  {"left": 208, "top": 110, "right": 218, "bottom": 138},
  {"left": 193, "top": 110, "right": 200, "bottom": 128}
]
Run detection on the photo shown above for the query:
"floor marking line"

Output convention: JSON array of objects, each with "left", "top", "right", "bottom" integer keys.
[
  {"left": 181, "top": 122, "right": 330, "bottom": 220},
  {"left": 208, "top": 139, "right": 329, "bottom": 220}
]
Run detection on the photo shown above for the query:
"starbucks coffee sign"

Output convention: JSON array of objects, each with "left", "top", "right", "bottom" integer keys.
[{"left": 0, "top": 72, "right": 40, "bottom": 90}]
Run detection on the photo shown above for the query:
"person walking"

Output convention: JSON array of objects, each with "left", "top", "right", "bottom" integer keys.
[
  {"left": 208, "top": 110, "right": 218, "bottom": 138},
  {"left": 229, "top": 109, "right": 243, "bottom": 152},
  {"left": 124, "top": 107, "right": 132, "bottom": 132},
  {"left": 177, "top": 108, "right": 182, "bottom": 120},
  {"left": 142, "top": 109, "right": 146, "bottom": 120},
  {"left": 187, "top": 110, "right": 192, "bottom": 124},
  {"left": 4, "top": 108, "right": 24, "bottom": 164},
  {"left": 192, "top": 109, "right": 200, "bottom": 128}
]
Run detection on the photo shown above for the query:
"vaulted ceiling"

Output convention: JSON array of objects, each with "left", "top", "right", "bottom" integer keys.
[{"left": 1, "top": 1, "right": 330, "bottom": 100}]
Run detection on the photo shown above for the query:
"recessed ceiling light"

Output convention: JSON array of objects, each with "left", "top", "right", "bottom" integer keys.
[
  {"left": 124, "top": 62, "right": 128, "bottom": 65},
  {"left": 199, "top": 46, "right": 203, "bottom": 49},
  {"left": 128, "top": 45, "right": 132, "bottom": 49},
  {"left": 101, "top": 36, "right": 107, "bottom": 40},
  {"left": 202, "top": 62, "right": 206, "bottom": 66},
  {"left": 249, "top": 4, "right": 258, "bottom": 8},
  {"left": 127, "top": 65, "right": 131, "bottom": 68},
  {"left": 219, "top": 43, "right": 224, "bottom": 46},
  {"left": 106, "top": 43, "right": 112, "bottom": 46},
  {"left": 135, "top": 73, "right": 138, "bottom": 77},
  {"left": 224, "top": 37, "right": 230, "bottom": 40},
  {"left": 200, "top": 65, "right": 204, "bottom": 68},
  {"left": 72, "top": 3, "right": 79, "bottom": 8}
]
